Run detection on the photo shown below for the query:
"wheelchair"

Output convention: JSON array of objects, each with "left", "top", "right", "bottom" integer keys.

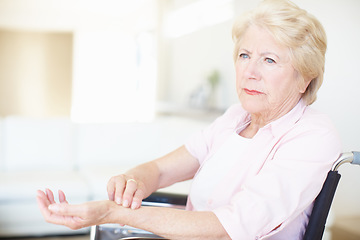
[{"left": 90, "top": 151, "right": 360, "bottom": 240}]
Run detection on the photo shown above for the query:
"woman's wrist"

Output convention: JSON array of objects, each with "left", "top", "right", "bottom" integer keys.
[
  {"left": 104, "top": 200, "right": 134, "bottom": 225},
  {"left": 102, "top": 200, "right": 121, "bottom": 224}
]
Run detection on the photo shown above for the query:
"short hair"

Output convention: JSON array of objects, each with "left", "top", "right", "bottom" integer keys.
[{"left": 232, "top": 0, "right": 327, "bottom": 105}]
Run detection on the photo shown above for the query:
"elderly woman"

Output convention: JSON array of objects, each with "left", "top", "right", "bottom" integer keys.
[{"left": 37, "top": 0, "right": 341, "bottom": 239}]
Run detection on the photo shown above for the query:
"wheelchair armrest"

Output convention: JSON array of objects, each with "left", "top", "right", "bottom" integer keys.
[{"left": 142, "top": 192, "right": 188, "bottom": 209}]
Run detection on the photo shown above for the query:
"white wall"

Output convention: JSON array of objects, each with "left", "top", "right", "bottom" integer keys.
[
  {"left": 164, "top": 0, "right": 360, "bottom": 217},
  {"left": 167, "top": 20, "right": 237, "bottom": 109}
]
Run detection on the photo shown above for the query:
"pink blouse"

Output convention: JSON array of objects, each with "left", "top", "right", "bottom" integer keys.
[{"left": 185, "top": 100, "right": 342, "bottom": 240}]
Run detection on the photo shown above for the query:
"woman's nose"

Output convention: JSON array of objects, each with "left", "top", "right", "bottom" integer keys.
[{"left": 243, "top": 59, "right": 261, "bottom": 80}]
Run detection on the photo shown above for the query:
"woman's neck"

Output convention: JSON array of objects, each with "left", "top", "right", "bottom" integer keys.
[{"left": 239, "top": 98, "right": 301, "bottom": 138}]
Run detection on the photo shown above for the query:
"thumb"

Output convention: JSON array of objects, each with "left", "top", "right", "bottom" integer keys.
[
  {"left": 48, "top": 203, "right": 80, "bottom": 216},
  {"left": 48, "top": 202, "right": 91, "bottom": 220},
  {"left": 48, "top": 203, "right": 64, "bottom": 213}
]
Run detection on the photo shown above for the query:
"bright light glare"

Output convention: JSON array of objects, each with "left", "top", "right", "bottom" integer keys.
[
  {"left": 71, "top": 30, "right": 156, "bottom": 123},
  {"left": 165, "top": 0, "right": 234, "bottom": 38}
]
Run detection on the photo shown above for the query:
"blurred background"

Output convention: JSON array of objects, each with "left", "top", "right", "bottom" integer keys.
[{"left": 0, "top": 0, "right": 359, "bottom": 239}]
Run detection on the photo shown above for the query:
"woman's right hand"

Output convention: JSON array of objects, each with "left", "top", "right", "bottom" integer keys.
[{"left": 107, "top": 174, "right": 146, "bottom": 210}]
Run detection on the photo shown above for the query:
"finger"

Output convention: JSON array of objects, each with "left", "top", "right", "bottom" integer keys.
[
  {"left": 114, "top": 177, "right": 127, "bottom": 205},
  {"left": 45, "top": 188, "right": 56, "bottom": 204},
  {"left": 107, "top": 177, "right": 116, "bottom": 201},
  {"left": 36, "top": 189, "right": 46, "bottom": 200},
  {"left": 58, "top": 190, "right": 68, "bottom": 203},
  {"left": 122, "top": 179, "right": 138, "bottom": 208},
  {"left": 48, "top": 201, "right": 97, "bottom": 222},
  {"left": 131, "top": 188, "right": 144, "bottom": 209},
  {"left": 48, "top": 203, "right": 82, "bottom": 217},
  {"left": 37, "top": 190, "right": 51, "bottom": 209},
  {"left": 41, "top": 202, "right": 83, "bottom": 228},
  {"left": 37, "top": 191, "right": 57, "bottom": 221},
  {"left": 37, "top": 195, "right": 51, "bottom": 218}
]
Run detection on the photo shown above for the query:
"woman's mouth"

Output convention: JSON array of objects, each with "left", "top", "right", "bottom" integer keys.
[{"left": 244, "top": 88, "right": 264, "bottom": 95}]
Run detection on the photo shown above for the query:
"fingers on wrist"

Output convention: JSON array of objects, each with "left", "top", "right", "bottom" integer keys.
[
  {"left": 110, "top": 175, "right": 126, "bottom": 204},
  {"left": 108, "top": 175, "right": 144, "bottom": 209},
  {"left": 123, "top": 179, "right": 144, "bottom": 209},
  {"left": 131, "top": 200, "right": 139, "bottom": 209},
  {"left": 131, "top": 190, "right": 144, "bottom": 209},
  {"left": 122, "top": 182, "right": 136, "bottom": 208}
]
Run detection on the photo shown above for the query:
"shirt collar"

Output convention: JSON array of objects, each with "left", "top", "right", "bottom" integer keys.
[{"left": 261, "top": 99, "right": 307, "bottom": 138}]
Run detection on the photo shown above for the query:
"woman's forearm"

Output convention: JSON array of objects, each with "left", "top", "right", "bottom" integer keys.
[
  {"left": 124, "top": 145, "right": 199, "bottom": 197},
  {"left": 108, "top": 204, "right": 231, "bottom": 240},
  {"left": 152, "top": 145, "right": 200, "bottom": 189}
]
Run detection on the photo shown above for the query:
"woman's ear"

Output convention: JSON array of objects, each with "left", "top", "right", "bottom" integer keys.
[
  {"left": 296, "top": 72, "right": 312, "bottom": 94},
  {"left": 299, "top": 78, "right": 311, "bottom": 94}
]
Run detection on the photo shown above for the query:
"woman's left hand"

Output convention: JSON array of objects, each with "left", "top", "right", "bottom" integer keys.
[{"left": 36, "top": 188, "right": 117, "bottom": 230}]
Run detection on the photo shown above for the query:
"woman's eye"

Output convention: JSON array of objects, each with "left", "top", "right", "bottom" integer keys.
[
  {"left": 239, "top": 53, "right": 249, "bottom": 59},
  {"left": 265, "top": 58, "right": 276, "bottom": 64}
]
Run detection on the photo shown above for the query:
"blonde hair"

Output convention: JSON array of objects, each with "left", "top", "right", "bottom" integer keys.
[{"left": 232, "top": 0, "right": 327, "bottom": 105}]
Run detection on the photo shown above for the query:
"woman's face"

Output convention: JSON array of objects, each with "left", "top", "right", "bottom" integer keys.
[{"left": 235, "top": 25, "right": 305, "bottom": 120}]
